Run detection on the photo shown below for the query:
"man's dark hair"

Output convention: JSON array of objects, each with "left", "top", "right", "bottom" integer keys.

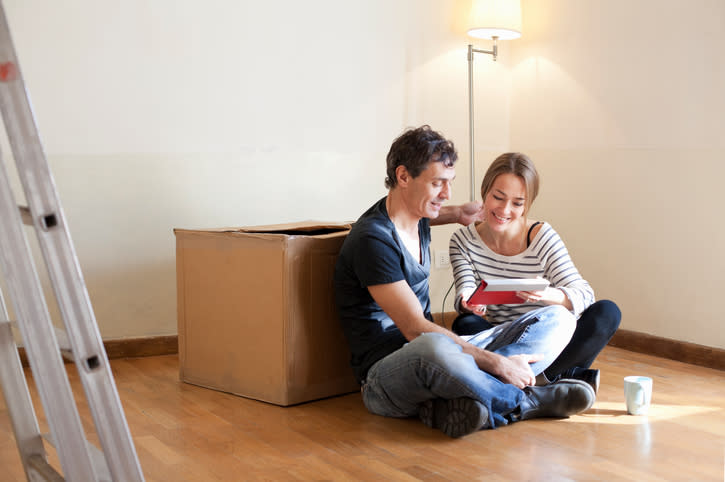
[{"left": 384, "top": 125, "right": 458, "bottom": 189}]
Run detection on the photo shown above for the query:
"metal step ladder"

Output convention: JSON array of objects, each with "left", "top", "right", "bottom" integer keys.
[{"left": 0, "top": 3, "right": 144, "bottom": 480}]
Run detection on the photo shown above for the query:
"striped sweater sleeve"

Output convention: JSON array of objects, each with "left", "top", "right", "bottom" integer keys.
[{"left": 531, "top": 224, "right": 595, "bottom": 317}]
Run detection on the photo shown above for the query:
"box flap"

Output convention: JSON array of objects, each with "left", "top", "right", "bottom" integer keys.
[{"left": 174, "top": 220, "right": 352, "bottom": 237}]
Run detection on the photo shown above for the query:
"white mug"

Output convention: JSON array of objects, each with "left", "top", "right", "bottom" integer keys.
[{"left": 623, "top": 376, "right": 653, "bottom": 415}]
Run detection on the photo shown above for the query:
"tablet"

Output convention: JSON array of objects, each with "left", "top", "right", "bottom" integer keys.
[{"left": 467, "top": 278, "right": 550, "bottom": 305}]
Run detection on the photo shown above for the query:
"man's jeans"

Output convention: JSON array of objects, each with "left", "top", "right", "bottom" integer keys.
[{"left": 361, "top": 305, "right": 575, "bottom": 428}]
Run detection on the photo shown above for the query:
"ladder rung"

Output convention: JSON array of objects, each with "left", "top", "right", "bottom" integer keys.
[
  {"left": 52, "top": 326, "right": 74, "bottom": 362},
  {"left": 26, "top": 454, "right": 64, "bottom": 482},
  {"left": 42, "top": 432, "right": 112, "bottom": 481},
  {"left": 10, "top": 320, "right": 74, "bottom": 362},
  {"left": 18, "top": 205, "right": 58, "bottom": 230},
  {"left": 18, "top": 205, "right": 32, "bottom": 225}
]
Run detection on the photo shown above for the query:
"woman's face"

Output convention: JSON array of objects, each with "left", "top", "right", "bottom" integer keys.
[{"left": 482, "top": 173, "right": 527, "bottom": 232}]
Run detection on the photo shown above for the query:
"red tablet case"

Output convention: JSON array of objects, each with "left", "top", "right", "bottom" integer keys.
[{"left": 467, "top": 279, "right": 549, "bottom": 305}]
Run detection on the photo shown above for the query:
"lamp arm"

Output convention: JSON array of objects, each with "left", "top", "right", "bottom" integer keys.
[
  {"left": 470, "top": 45, "right": 497, "bottom": 59},
  {"left": 469, "top": 36, "right": 498, "bottom": 60}
]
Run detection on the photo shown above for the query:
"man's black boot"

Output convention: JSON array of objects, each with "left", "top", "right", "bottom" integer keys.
[
  {"left": 419, "top": 397, "right": 490, "bottom": 438},
  {"left": 561, "top": 367, "right": 600, "bottom": 394},
  {"left": 538, "top": 367, "right": 601, "bottom": 394},
  {"left": 514, "top": 379, "right": 595, "bottom": 421}
]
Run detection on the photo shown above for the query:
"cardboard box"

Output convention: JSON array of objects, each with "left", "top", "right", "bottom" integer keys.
[{"left": 174, "top": 221, "right": 359, "bottom": 406}]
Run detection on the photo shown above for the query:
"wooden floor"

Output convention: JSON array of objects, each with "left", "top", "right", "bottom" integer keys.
[{"left": 2, "top": 346, "right": 724, "bottom": 481}]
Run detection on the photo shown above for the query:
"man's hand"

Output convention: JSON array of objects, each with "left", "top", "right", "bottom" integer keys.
[
  {"left": 485, "top": 353, "right": 542, "bottom": 389},
  {"left": 458, "top": 200, "right": 484, "bottom": 225},
  {"left": 431, "top": 201, "right": 484, "bottom": 226}
]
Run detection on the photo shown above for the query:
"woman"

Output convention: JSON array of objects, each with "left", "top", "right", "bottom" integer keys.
[{"left": 449, "top": 152, "right": 620, "bottom": 392}]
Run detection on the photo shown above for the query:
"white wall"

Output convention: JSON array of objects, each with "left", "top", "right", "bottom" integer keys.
[
  {"left": 2, "top": 1, "right": 721, "bottom": 351},
  {"left": 510, "top": 0, "right": 725, "bottom": 349},
  {"left": 2, "top": 0, "right": 501, "bottom": 339}
]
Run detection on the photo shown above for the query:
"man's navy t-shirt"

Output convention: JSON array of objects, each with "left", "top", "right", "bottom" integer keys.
[{"left": 333, "top": 197, "right": 433, "bottom": 383}]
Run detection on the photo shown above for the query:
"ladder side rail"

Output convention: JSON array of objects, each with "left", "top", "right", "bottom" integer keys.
[
  {"left": 0, "top": 291, "right": 58, "bottom": 482},
  {"left": 0, "top": 5, "right": 144, "bottom": 480},
  {"left": 0, "top": 151, "right": 97, "bottom": 480}
]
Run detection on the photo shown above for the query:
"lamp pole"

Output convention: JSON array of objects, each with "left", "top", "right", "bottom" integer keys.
[{"left": 467, "top": 38, "right": 498, "bottom": 202}]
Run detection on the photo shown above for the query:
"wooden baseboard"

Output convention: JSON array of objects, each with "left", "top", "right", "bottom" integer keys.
[
  {"left": 608, "top": 329, "right": 725, "bottom": 371},
  {"left": 103, "top": 335, "right": 178, "bottom": 359},
  {"left": 18, "top": 335, "right": 178, "bottom": 367},
  {"left": 15, "top": 327, "right": 725, "bottom": 372},
  {"left": 432, "top": 312, "right": 724, "bottom": 371}
]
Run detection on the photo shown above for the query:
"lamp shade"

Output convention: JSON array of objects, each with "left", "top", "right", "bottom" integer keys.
[{"left": 467, "top": 0, "right": 522, "bottom": 40}]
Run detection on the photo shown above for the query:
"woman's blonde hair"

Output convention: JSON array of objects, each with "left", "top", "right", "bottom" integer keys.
[{"left": 480, "top": 152, "right": 540, "bottom": 215}]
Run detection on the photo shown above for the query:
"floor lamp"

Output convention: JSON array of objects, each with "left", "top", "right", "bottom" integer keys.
[{"left": 466, "top": 0, "right": 522, "bottom": 201}]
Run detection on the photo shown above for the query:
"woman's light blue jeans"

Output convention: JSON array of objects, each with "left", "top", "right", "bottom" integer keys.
[{"left": 360, "top": 305, "right": 575, "bottom": 428}]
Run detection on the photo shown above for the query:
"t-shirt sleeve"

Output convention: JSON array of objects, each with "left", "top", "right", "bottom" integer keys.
[{"left": 352, "top": 232, "right": 405, "bottom": 288}]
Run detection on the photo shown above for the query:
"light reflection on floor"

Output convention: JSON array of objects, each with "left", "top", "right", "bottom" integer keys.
[{"left": 571, "top": 401, "right": 721, "bottom": 424}]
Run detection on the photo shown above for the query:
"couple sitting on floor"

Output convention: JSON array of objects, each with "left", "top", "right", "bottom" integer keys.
[{"left": 334, "top": 125, "right": 620, "bottom": 437}]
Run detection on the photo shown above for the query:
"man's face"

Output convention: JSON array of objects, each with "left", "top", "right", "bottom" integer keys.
[{"left": 403, "top": 160, "right": 455, "bottom": 219}]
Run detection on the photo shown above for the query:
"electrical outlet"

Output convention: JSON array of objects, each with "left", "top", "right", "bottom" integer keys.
[{"left": 435, "top": 250, "right": 450, "bottom": 268}]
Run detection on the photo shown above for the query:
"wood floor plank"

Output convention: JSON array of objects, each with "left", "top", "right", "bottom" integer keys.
[{"left": 1, "top": 346, "right": 724, "bottom": 481}]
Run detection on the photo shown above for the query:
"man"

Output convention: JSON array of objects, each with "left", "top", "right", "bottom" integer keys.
[{"left": 334, "top": 125, "right": 595, "bottom": 438}]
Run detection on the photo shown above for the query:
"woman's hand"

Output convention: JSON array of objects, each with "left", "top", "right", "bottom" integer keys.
[
  {"left": 460, "top": 296, "right": 487, "bottom": 317},
  {"left": 517, "top": 287, "right": 567, "bottom": 305}
]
